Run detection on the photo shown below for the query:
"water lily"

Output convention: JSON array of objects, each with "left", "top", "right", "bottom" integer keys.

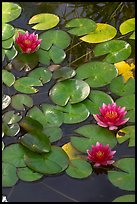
[
  {"left": 87, "top": 142, "right": 116, "bottom": 167},
  {"left": 15, "top": 31, "right": 42, "bottom": 53},
  {"left": 93, "top": 103, "right": 129, "bottom": 130}
]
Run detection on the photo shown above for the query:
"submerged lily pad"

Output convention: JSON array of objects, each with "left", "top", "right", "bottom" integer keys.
[
  {"left": 29, "top": 13, "right": 59, "bottom": 30},
  {"left": 108, "top": 158, "right": 135, "bottom": 191},
  {"left": 52, "top": 66, "right": 76, "bottom": 81},
  {"left": 80, "top": 23, "right": 117, "bottom": 43},
  {"left": 24, "top": 146, "right": 69, "bottom": 174},
  {"left": 2, "top": 70, "right": 15, "bottom": 87},
  {"left": 49, "top": 79, "right": 90, "bottom": 106},
  {"left": 71, "top": 124, "right": 116, "bottom": 153},
  {"left": 11, "top": 94, "right": 33, "bottom": 110},
  {"left": 93, "top": 40, "right": 132, "bottom": 63},
  {"left": 65, "top": 18, "right": 96, "bottom": 36},
  {"left": 76, "top": 61, "right": 117, "bottom": 87},
  {"left": 112, "top": 194, "right": 135, "bottom": 202}
]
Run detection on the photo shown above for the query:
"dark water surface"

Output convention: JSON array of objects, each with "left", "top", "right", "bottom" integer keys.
[{"left": 2, "top": 2, "right": 135, "bottom": 202}]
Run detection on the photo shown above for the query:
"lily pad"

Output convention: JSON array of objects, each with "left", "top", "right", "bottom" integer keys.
[
  {"left": 43, "top": 126, "right": 62, "bottom": 143},
  {"left": 66, "top": 159, "right": 93, "bottom": 179},
  {"left": 24, "top": 146, "right": 69, "bottom": 174},
  {"left": 2, "top": 143, "right": 27, "bottom": 167},
  {"left": 2, "top": 70, "right": 15, "bottom": 87},
  {"left": 2, "top": 37, "right": 13, "bottom": 49},
  {"left": 40, "top": 30, "right": 71, "bottom": 50},
  {"left": 2, "top": 23, "right": 15, "bottom": 40},
  {"left": 2, "top": 122, "right": 20, "bottom": 137},
  {"left": 2, "top": 111, "right": 22, "bottom": 124},
  {"left": 14, "top": 77, "right": 43, "bottom": 94},
  {"left": 2, "top": 95, "right": 11, "bottom": 110},
  {"left": 37, "top": 49, "right": 50, "bottom": 65},
  {"left": 120, "top": 18, "right": 135, "bottom": 35},
  {"left": 2, "top": 2, "right": 22, "bottom": 23},
  {"left": 52, "top": 66, "right": 76, "bottom": 81},
  {"left": 71, "top": 124, "right": 116, "bottom": 153},
  {"left": 112, "top": 194, "right": 135, "bottom": 202},
  {"left": 28, "top": 67, "right": 52, "bottom": 84},
  {"left": 108, "top": 158, "right": 135, "bottom": 191},
  {"left": 11, "top": 94, "right": 33, "bottom": 110},
  {"left": 93, "top": 40, "right": 132, "bottom": 63},
  {"left": 65, "top": 18, "right": 96, "bottom": 36},
  {"left": 28, "top": 13, "right": 59, "bottom": 30},
  {"left": 49, "top": 79, "right": 90, "bottom": 106},
  {"left": 80, "top": 23, "right": 117, "bottom": 43},
  {"left": 17, "top": 167, "right": 43, "bottom": 182},
  {"left": 76, "top": 61, "right": 117, "bottom": 87},
  {"left": 116, "top": 126, "right": 135, "bottom": 147},
  {"left": 4, "top": 46, "right": 18, "bottom": 60},
  {"left": 49, "top": 45, "right": 66, "bottom": 64},
  {"left": 110, "top": 76, "right": 135, "bottom": 96},
  {"left": 2, "top": 162, "right": 18, "bottom": 187},
  {"left": 83, "top": 90, "right": 114, "bottom": 114}
]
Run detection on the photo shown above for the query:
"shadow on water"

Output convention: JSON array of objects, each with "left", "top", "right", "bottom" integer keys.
[{"left": 3, "top": 2, "right": 135, "bottom": 202}]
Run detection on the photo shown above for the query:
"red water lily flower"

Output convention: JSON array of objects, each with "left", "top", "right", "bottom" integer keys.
[
  {"left": 15, "top": 31, "right": 42, "bottom": 53},
  {"left": 93, "top": 103, "right": 129, "bottom": 130},
  {"left": 87, "top": 142, "right": 116, "bottom": 167}
]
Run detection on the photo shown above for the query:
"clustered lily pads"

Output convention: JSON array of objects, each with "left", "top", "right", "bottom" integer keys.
[{"left": 2, "top": 2, "right": 135, "bottom": 202}]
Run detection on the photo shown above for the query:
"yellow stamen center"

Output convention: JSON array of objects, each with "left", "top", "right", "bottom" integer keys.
[
  {"left": 105, "top": 111, "right": 118, "bottom": 119},
  {"left": 24, "top": 40, "right": 31, "bottom": 44},
  {"left": 96, "top": 151, "right": 104, "bottom": 158}
]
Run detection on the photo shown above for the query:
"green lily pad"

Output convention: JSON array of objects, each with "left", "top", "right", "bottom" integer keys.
[
  {"left": 24, "top": 146, "right": 69, "bottom": 174},
  {"left": 110, "top": 76, "right": 135, "bottom": 96},
  {"left": 2, "top": 37, "right": 13, "bottom": 49},
  {"left": 80, "top": 23, "right": 117, "bottom": 43},
  {"left": 112, "top": 194, "right": 135, "bottom": 202},
  {"left": 11, "top": 94, "right": 33, "bottom": 110},
  {"left": 43, "top": 126, "right": 62, "bottom": 143},
  {"left": 2, "top": 49, "right": 5, "bottom": 61},
  {"left": 28, "top": 67, "right": 52, "bottom": 84},
  {"left": 2, "top": 2, "right": 22, "bottom": 23},
  {"left": 17, "top": 167, "right": 43, "bottom": 182},
  {"left": 2, "top": 111, "right": 22, "bottom": 124},
  {"left": 129, "top": 31, "right": 135, "bottom": 40},
  {"left": 76, "top": 61, "right": 117, "bottom": 87},
  {"left": 37, "top": 49, "right": 50, "bottom": 65},
  {"left": 2, "top": 162, "right": 18, "bottom": 187},
  {"left": 66, "top": 159, "right": 93, "bottom": 179},
  {"left": 93, "top": 40, "right": 132, "bottom": 63},
  {"left": 2, "top": 23, "right": 15, "bottom": 40},
  {"left": 116, "top": 94, "right": 135, "bottom": 122},
  {"left": 65, "top": 18, "right": 96, "bottom": 36},
  {"left": 49, "top": 79, "right": 90, "bottom": 106},
  {"left": 108, "top": 158, "right": 135, "bottom": 191},
  {"left": 120, "top": 18, "right": 135, "bottom": 35},
  {"left": 2, "top": 95, "right": 11, "bottom": 110},
  {"left": 116, "top": 126, "right": 135, "bottom": 147},
  {"left": 71, "top": 124, "right": 116, "bottom": 153},
  {"left": 2, "top": 122, "right": 20, "bottom": 137},
  {"left": 2, "top": 143, "right": 27, "bottom": 167},
  {"left": 83, "top": 90, "right": 114, "bottom": 114},
  {"left": 40, "top": 30, "right": 71, "bottom": 50},
  {"left": 49, "top": 45, "right": 66, "bottom": 64},
  {"left": 14, "top": 77, "right": 43, "bottom": 94},
  {"left": 52, "top": 66, "right": 76, "bottom": 81},
  {"left": 28, "top": 13, "right": 59, "bottom": 30},
  {"left": 2, "top": 70, "right": 15, "bottom": 87},
  {"left": 4, "top": 46, "right": 18, "bottom": 60}
]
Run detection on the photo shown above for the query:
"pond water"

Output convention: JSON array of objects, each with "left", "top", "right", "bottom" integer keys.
[{"left": 2, "top": 2, "right": 135, "bottom": 202}]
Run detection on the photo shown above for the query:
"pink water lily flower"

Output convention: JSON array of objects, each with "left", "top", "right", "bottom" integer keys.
[
  {"left": 15, "top": 31, "right": 42, "bottom": 53},
  {"left": 87, "top": 142, "right": 116, "bottom": 167},
  {"left": 93, "top": 103, "right": 129, "bottom": 130}
]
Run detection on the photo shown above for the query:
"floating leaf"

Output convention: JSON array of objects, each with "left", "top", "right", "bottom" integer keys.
[
  {"left": 83, "top": 90, "right": 114, "bottom": 114},
  {"left": 49, "top": 45, "right": 66, "bottom": 64},
  {"left": 40, "top": 30, "right": 71, "bottom": 50},
  {"left": 2, "top": 23, "right": 15, "bottom": 40},
  {"left": 66, "top": 159, "right": 92, "bottom": 179},
  {"left": 108, "top": 158, "right": 135, "bottom": 191},
  {"left": 2, "top": 111, "right": 22, "bottom": 124},
  {"left": 17, "top": 167, "right": 43, "bottom": 182},
  {"left": 49, "top": 79, "right": 90, "bottom": 106},
  {"left": 93, "top": 40, "right": 131, "bottom": 63},
  {"left": 65, "top": 18, "right": 96, "bottom": 36},
  {"left": 2, "top": 162, "right": 18, "bottom": 187},
  {"left": 29, "top": 13, "right": 59, "bottom": 30},
  {"left": 80, "top": 23, "right": 117, "bottom": 43},
  {"left": 71, "top": 124, "right": 116, "bottom": 153},
  {"left": 48, "top": 64, "right": 61, "bottom": 72},
  {"left": 2, "top": 144, "right": 27, "bottom": 167},
  {"left": 2, "top": 2, "right": 22, "bottom": 23},
  {"left": 110, "top": 76, "right": 135, "bottom": 96},
  {"left": 2, "top": 37, "right": 13, "bottom": 49},
  {"left": 52, "top": 66, "right": 76, "bottom": 81},
  {"left": 11, "top": 94, "right": 33, "bottom": 110},
  {"left": 112, "top": 194, "right": 135, "bottom": 202},
  {"left": 76, "top": 61, "right": 117, "bottom": 87},
  {"left": 2, "top": 122, "right": 20, "bottom": 137},
  {"left": 62, "top": 142, "right": 83, "bottom": 160},
  {"left": 37, "top": 49, "right": 50, "bottom": 65},
  {"left": 116, "top": 126, "right": 135, "bottom": 147},
  {"left": 43, "top": 126, "right": 62, "bottom": 143},
  {"left": 2, "top": 70, "right": 15, "bottom": 87},
  {"left": 4, "top": 46, "right": 18, "bottom": 60},
  {"left": 129, "top": 31, "right": 135, "bottom": 40},
  {"left": 24, "top": 146, "right": 69, "bottom": 174},
  {"left": 14, "top": 77, "right": 43, "bottom": 94},
  {"left": 120, "top": 18, "right": 135, "bottom": 35},
  {"left": 2, "top": 95, "right": 11, "bottom": 110}
]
